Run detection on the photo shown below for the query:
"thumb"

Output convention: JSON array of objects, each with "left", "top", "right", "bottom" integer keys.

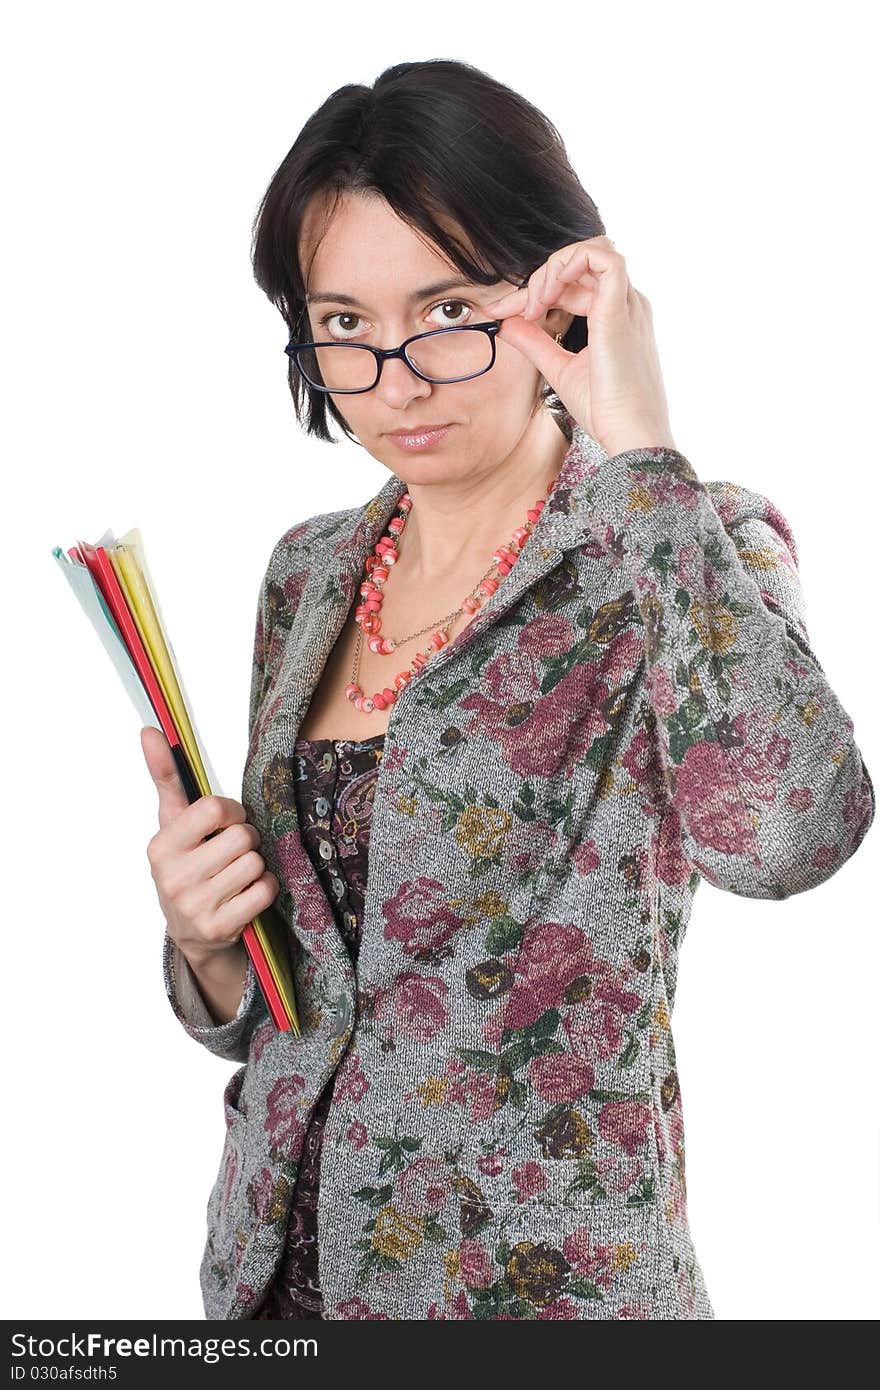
[
  {"left": 495, "top": 315, "right": 574, "bottom": 400},
  {"left": 140, "top": 724, "right": 190, "bottom": 827}
]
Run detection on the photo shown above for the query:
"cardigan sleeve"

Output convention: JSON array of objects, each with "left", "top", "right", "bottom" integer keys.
[
  {"left": 160, "top": 563, "right": 272, "bottom": 1061},
  {"left": 585, "top": 446, "right": 875, "bottom": 898}
]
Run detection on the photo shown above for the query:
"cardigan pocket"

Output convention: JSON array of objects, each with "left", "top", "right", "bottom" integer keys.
[
  {"left": 449, "top": 1181, "right": 669, "bottom": 1318},
  {"left": 200, "top": 1068, "right": 252, "bottom": 1302},
  {"left": 209, "top": 1065, "right": 249, "bottom": 1232}
]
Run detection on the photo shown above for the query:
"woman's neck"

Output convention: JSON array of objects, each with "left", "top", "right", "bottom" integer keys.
[{"left": 394, "top": 409, "right": 569, "bottom": 582}]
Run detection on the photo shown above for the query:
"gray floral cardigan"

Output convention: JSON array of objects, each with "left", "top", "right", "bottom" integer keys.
[{"left": 162, "top": 412, "right": 874, "bottom": 1320}]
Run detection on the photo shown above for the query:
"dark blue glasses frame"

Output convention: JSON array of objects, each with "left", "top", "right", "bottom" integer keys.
[{"left": 284, "top": 310, "right": 503, "bottom": 394}]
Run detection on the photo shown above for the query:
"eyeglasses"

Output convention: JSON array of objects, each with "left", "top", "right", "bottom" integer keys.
[{"left": 284, "top": 308, "right": 503, "bottom": 395}]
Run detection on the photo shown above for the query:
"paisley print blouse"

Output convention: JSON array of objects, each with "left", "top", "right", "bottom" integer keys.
[{"left": 255, "top": 732, "right": 386, "bottom": 1320}]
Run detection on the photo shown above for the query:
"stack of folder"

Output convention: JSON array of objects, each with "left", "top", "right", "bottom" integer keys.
[{"left": 52, "top": 526, "right": 300, "bottom": 1036}]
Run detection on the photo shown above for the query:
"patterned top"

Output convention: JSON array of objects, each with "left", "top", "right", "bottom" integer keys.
[{"left": 255, "top": 731, "right": 386, "bottom": 1320}]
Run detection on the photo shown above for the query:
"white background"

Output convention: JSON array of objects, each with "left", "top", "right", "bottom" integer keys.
[{"left": 4, "top": 0, "right": 877, "bottom": 1321}]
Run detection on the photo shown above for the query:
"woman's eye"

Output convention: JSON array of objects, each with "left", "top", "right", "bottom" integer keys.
[
  {"left": 427, "top": 299, "right": 472, "bottom": 326},
  {"left": 320, "top": 311, "right": 363, "bottom": 338}
]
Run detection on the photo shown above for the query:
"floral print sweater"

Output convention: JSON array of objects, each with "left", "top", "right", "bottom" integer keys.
[{"left": 162, "top": 412, "right": 874, "bottom": 1320}]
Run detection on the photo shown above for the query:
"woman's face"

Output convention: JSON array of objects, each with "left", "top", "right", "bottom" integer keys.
[{"left": 297, "top": 189, "right": 567, "bottom": 484}]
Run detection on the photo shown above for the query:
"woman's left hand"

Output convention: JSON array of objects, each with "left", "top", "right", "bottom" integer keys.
[{"left": 484, "top": 235, "right": 677, "bottom": 457}]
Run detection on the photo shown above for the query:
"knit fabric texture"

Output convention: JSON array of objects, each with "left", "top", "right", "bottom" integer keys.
[{"left": 161, "top": 412, "right": 875, "bottom": 1319}]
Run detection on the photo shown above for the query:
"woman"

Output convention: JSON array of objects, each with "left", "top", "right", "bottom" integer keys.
[{"left": 143, "top": 59, "right": 875, "bottom": 1320}]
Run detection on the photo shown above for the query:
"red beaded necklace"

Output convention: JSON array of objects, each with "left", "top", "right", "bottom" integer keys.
[{"left": 346, "top": 484, "right": 556, "bottom": 716}]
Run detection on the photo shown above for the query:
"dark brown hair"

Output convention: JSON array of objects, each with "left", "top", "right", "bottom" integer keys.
[{"left": 251, "top": 58, "right": 605, "bottom": 445}]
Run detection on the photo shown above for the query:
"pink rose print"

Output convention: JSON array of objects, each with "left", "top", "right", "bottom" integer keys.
[
  {"left": 282, "top": 569, "right": 308, "bottom": 610},
  {"left": 672, "top": 742, "right": 759, "bottom": 857},
  {"left": 373, "top": 972, "right": 449, "bottom": 1042},
  {"left": 812, "top": 844, "right": 840, "bottom": 870},
  {"left": 251, "top": 1018, "right": 275, "bottom": 1063},
  {"left": 475, "top": 1150, "right": 506, "bottom": 1178},
  {"left": 537, "top": 1297, "right": 580, "bottom": 1319},
  {"left": 500, "top": 921, "right": 611, "bottom": 1032},
  {"left": 346, "top": 1119, "right": 368, "bottom": 1150},
  {"left": 382, "top": 878, "right": 466, "bottom": 956},
  {"left": 428, "top": 1290, "right": 475, "bottom": 1320},
  {"left": 505, "top": 817, "right": 558, "bottom": 874},
  {"left": 528, "top": 1050, "right": 596, "bottom": 1103},
  {"left": 334, "top": 1296, "right": 391, "bottom": 1320},
  {"left": 645, "top": 662, "right": 679, "bottom": 718},
  {"left": 596, "top": 1154, "right": 644, "bottom": 1195},
  {"left": 598, "top": 1099, "right": 652, "bottom": 1157},
  {"left": 676, "top": 540, "right": 723, "bottom": 599},
  {"left": 274, "top": 830, "right": 336, "bottom": 945},
  {"left": 264, "top": 1074, "right": 310, "bottom": 1160},
  {"left": 512, "top": 1160, "right": 548, "bottom": 1200},
  {"left": 459, "top": 1239, "right": 494, "bottom": 1289},
  {"left": 518, "top": 613, "right": 579, "bottom": 658},
  {"left": 331, "top": 1050, "right": 370, "bottom": 1105},
  {"left": 562, "top": 965, "right": 643, "bottom": 1064},
  {"left": 245, "top": 1166, "right": 276, "bottom": 1223},
  {"left": 621, "top": 726, "right": 668, "bottom": 817},
  {"left": 393, "top": 1155, "right": 454, "bottom": 1215},
  {"left": 562, "top": 1225, "right": 616, "bottom": 1289},
  {"left": 571, "top": 837, "right": 601, "bottom": 877},
  {"left": 460, "top": 628, "right": 642, "bottom": 780}
]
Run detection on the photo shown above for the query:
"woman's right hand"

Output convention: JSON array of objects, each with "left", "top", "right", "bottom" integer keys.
[{"left": 141, "top": 725, "right": 280, "bottom": 969}]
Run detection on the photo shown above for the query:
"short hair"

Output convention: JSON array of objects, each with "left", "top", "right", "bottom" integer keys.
[{"left": 251, "top": 57, "right": 605, "bottom": 445}]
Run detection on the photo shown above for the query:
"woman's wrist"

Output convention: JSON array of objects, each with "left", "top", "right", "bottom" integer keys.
[{"left": 180, "top": 938, "right": 250, "bottom": 1026}]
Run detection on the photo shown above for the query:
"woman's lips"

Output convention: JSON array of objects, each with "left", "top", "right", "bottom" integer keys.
[{"left": 386, "top": 424, "right": 453, "bottom": 451}]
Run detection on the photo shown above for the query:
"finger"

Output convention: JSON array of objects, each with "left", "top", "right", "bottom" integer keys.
[
  {"left": 141, "top": 725, "right": 190, "bottom": 829},
  {"left": 542, "top": 240, "right": 628, "bottom": 315},
  {"left": 523, "top": 262, "right": 552, "bottom": 320},
  {"left": 192, "top": 817, "right": 262, "bottom": 880},
  {"left": 491, "top": 280, "right": 590, "bottom": 322},
  {"left": 488, "top": 246, "right": 605, "bottom": 321},
  {"left": 166, "top": 793, "right": 249, "bottom": 855}
]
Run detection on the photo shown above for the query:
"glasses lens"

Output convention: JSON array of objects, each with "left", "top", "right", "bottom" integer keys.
[
  {"left": 407, "top": 328, "right": 493, "bottom": 383},
  {"left": 296, "top": 343, "right": 378, "bottom": 392},
  {"left": 294, "top": 328, "right": 493, "bottom": 391}
]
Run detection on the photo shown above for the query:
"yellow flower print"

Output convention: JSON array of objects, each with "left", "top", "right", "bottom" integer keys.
[
  {"left": 396, "top": 794, "right": 418, "bottom": 817},
  {"left": 472, "top": 890, "right": 509, "bottom": 920},
  {"left": 449, "top": 889, "right": 510, "bottom": 927},
  {"left": 413, "top": 1075, "right": 450, "bottom": 1107},
  {"left": 798, "top": 699, "right": 820, "bottom": 727},
  {"left": 653, "top": 1000, "right": 670, "bottom": 1032},
  {"left": 627, "top": 484, "right": 655, "bottom": 514},
  {"left": 738, "top": 546, "right": 778, "bottom": 571},
  {"left": 455, "top": 803, "right": 512, "bottom": 859},
  {"left": 610, "top": 1241, "right": 640, "bottom": 1275},
  {"left": 689, "top": 600, "right": 738, "bottom": 653},
  {"left": 372, "top": 1204, "right": 425, "bottom": 1260}
]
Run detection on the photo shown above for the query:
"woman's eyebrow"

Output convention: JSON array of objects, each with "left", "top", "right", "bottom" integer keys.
[{"left": 305, "top": 278, "right": 486, "bottom": 308}]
